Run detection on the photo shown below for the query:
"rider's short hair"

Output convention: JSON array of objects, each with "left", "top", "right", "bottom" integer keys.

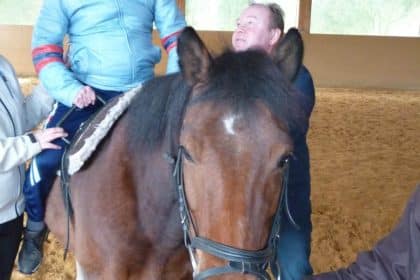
[{"left": 250, "top": 2, "right": 285, "bottom": 34}]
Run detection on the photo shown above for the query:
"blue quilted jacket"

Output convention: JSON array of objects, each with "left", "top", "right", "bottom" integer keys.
[{"left": 32, "top": 0, "right": 186, "bottom": 107}]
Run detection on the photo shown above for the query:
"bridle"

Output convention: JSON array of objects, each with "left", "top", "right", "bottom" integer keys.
[{"left": 170, "top": 145, "right": 294, "bottom": 279}]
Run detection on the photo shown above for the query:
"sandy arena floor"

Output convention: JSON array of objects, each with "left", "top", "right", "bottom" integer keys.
[{"left": 11, "top": 79, "right": 420, "bottom": 279}]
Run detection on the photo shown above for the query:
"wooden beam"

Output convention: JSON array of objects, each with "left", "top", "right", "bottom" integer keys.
[
  {"left": 298, "top": 0, "right": 312, "bottom": 34},
  {"left": 177, "top": 0, "right": 185, "bottom": 13}
]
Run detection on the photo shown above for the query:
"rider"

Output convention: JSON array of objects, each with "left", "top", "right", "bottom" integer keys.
[
  {"left": 18, "top": 0, "right": 186, "bottom": 274},
  {"left": 233, "top": 3, "right": 315, "bottom": 279}
]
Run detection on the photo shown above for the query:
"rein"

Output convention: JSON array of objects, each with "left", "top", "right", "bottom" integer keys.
[
  {"left": 58, "top": 96, "right": 107, "bottom": 259},
  {"left": 60, "top": 146, "right": 73, "bottom": 259},
  {"left": 169, "top": 146, "right": 294, "bottom": 279}
]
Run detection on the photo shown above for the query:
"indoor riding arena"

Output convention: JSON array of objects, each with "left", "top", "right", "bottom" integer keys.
[{"left": 2, "top": 0, "right": 419, "bottom": 279}]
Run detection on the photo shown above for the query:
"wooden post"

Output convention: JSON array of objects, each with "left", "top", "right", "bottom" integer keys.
[
  {"left": 177, "top": 0, "right": 186, "bottom": 13},
  {"left": 298, "top": 0, "right": 312, "bottom": 34}
]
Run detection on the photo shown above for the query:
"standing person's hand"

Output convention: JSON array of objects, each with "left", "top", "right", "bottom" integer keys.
[
  {"left": 32, "top": 127, "right": 68, "bottom": 150},
  {"left": 73, "top": 86, "right": 96, "bottom": 108}
]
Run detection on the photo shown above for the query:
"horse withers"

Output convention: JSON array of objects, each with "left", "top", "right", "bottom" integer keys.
[{"left": 45, "top": 27, "right": 308, "bottom": 279}]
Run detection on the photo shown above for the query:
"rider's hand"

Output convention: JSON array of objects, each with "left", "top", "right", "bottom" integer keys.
[
  {"left": 32, "top": 127, "right": 68, "bottom": 150},
  {"left": 73, "top": 86, "right": 96, "bottom": 109}
]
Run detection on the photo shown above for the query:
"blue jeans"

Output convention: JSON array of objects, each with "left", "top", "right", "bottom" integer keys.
[
  {"left": 276, "top": 65, "right": 314, "bottom": 280},
  {"left": 23, "top": 88, "right": 123, "bottom": 222},
  {"left": 277, "top": 218, "right": 312, "bottom": 279},
  {"left": 276, "top": 139, "right": 313, "bottom": 280}
]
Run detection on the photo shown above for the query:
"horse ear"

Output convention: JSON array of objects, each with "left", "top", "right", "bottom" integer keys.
[
  {"left": 272, "top": 28, "right": 304, "bottom": 82},
  {"left": 177, "top": 27, "right": 212, "bottom": 86}
]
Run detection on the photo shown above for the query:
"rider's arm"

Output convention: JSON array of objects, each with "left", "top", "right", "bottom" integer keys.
[
  {"left": 154, "top": 0, "right": 187, "bottom": 74},
  {"left": 32, "top": 0, "right": 83, "bottom": 107}
]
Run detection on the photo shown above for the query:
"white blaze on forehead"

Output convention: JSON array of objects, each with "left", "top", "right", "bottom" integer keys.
[{"left": 223, "top": 115, "right": 237, "bottom": 135}]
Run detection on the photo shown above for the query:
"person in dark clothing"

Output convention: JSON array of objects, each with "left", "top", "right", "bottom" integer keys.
[
  {"left": 309, "top": 184, "right": 420, "bottom": 280},
  {"left": 232, "top": 3, "right": 315, "bottom": 279}
]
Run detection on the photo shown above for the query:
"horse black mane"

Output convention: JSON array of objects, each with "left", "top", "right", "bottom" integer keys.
[
  {"left": 126, "top": 73, "right": 190, "bottom": 155},
  {"left": 127, "top": 49, "right": 308, "bottom": 155},
  {"left": 194, "top": 49, "right": 308, "bottom": 136}
]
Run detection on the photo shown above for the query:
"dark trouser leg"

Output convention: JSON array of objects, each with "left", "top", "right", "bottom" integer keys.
[
  {"left": 20, "top": 89, "right": 123, "bottom": 274},
  {"left": 277, "top": 144, "right": 313, "bottom": 280},
  {"left": 20, "top": 102, "right": 103, "bottom": 274},
  {"left": 24, "top": 90, "right": 120, "bottom": 222},
  {"left": 277, "top": 217, "right": 313, "bottom": 280},
  {"left": 24, "top": 147, "right": 63, "bottom": 224},
  {"left": 0, "top": 215, "right": 23, "bottom": 280}
]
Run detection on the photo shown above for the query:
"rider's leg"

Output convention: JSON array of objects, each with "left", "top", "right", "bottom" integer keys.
[
  {"left": 18, "top": 102, "right": 87, "bottom": 274},
  {"left": 18, "top": 90, "right": 123, "bottom": 274},
  {"left": 277, "top": 141, "right": 313, "bottom": 280}
]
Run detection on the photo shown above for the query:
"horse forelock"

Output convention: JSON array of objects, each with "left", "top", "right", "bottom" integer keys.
[{"left": 191, "top": 49, "right": 309, "bottom": 140}]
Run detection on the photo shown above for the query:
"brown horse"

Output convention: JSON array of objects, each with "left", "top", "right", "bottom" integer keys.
[{"left": 45, "top": 27, "right": 308, "bottom": 279}]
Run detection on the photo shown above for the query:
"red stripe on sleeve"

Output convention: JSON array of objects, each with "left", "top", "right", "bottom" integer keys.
[
  {"left": 166, "top": 41, "right": 177, "bottom": 53},
  {"left": 32, "top": 45, "right": 64, "bottom": 57},
  {"left": 34, "top": 57, "right": 63, "bottom": 74},
  {"left": 161, "top": 31, "right": 182, "bottom": 46}
]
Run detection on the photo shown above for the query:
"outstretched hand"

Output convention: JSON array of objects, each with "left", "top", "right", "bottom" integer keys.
[
  {"left": 73, "top": 86, "right": 96, "bottom": 108},
  {"left": 32, "top": 127, "right": 68, "bottom": 150}
]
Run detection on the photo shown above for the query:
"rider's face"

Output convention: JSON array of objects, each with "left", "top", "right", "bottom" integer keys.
[{"left": 232, "top": 5, "right": 280, "bottom": 54}]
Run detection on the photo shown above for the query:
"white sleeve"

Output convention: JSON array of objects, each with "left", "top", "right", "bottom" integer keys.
[{"left": 0, "top": 131, "right": 41, "bottom": 172}]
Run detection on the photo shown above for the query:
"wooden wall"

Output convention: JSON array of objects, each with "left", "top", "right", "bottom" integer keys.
[
  {"left": 303, "top": 34, "right": 420, "bottom": 90},
  {"left": 0, "top": 25, "right": 33, "bottom": 76},
  {"left": 0, "top": 0, "right": 419, "bottom": 90},
  {"left": 193, "top": 31, "right": 420, "bottom": 90}
]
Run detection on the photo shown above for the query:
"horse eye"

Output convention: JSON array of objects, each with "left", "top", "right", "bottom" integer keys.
[{"left": 277, "top": 155, "right": 291, "bottom": 169}]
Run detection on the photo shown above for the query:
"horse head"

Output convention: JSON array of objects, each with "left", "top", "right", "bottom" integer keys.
[
  {"left": 45, "top": 26, "right": 307, "bottom": 280},
  {"left": 175, "top": 27, "right": 307, "bottom": 279}
]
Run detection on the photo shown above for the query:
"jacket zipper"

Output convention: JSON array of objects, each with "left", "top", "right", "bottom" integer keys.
[
  {"left": 0, "top": 72, "right": 22, "bottom": 217},
  {"left": 114, "top": 0, "right": 134, "bottom": 82}
]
